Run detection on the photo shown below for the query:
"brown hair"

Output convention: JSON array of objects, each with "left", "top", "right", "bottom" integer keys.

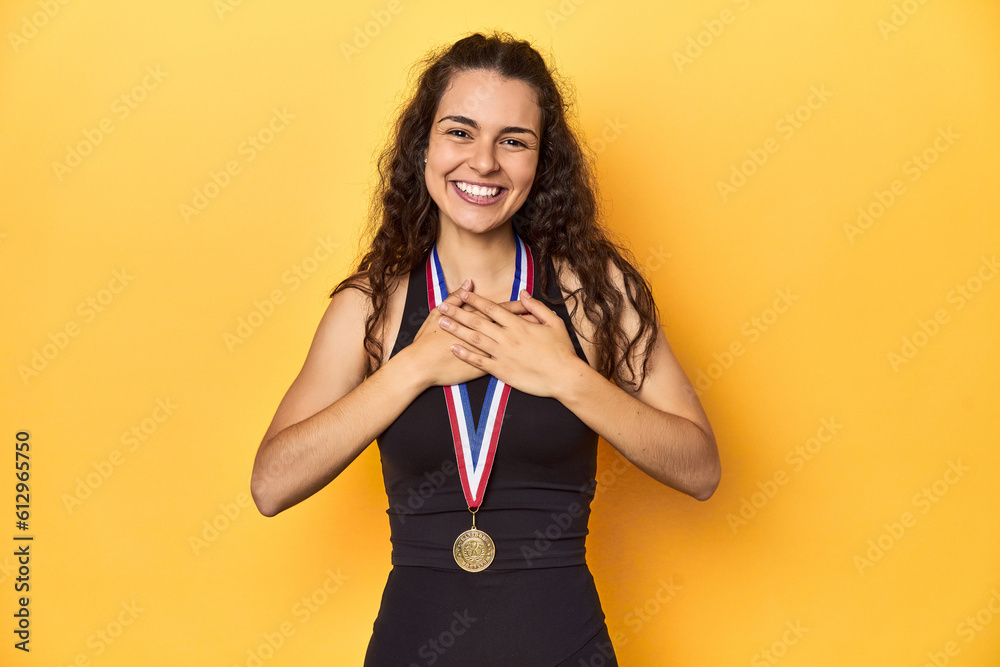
[{"left": 331, "top": 30, "right": 660, "bottom": 390}]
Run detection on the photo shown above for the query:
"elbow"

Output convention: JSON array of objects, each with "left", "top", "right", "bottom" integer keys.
[
  {"left": 250, "top": 474, "right": 283, "bottom": 518},
  {"left": 692, "top": 472, "right": 720, "bottom": 501},
  {"left": 691, "top": 449, "right": 721, "bottom": 502}
]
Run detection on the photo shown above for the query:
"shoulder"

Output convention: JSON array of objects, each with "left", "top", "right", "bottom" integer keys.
[
  {"left": 548, "top": 255, "right": 612, "bottom": 371},
  {"left": 551, "top": 254, "right": 659, "bottom": 380},
  {"left": 550, "top": 254, "right": 631, "bottom": 295},
  {"left": 322, "top": 272, "right": 371, "bottom": 333},
  {"left": 323, "top": 270, "right": 409, "bottom": 367},
  {"left": 551, "top": 254, "right": 643, "bottom": 324},
  {"left": 309, "top": 274, "right": 371, "bottom": 379},
  {"left": 254, "top": 270, "right": 406, "bottom": 451}
]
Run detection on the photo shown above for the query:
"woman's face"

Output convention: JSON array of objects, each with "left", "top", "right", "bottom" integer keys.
[{"left": 425, "top": 69, "right": 542, "bottom": 238}]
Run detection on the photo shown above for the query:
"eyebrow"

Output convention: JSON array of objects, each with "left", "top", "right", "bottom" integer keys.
[{"left": 437, "top": 115, "right": 539, "bottom": 140}]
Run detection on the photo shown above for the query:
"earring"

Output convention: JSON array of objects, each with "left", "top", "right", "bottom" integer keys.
[{"left": 424, "top": 158, "right": 427, "bottom": 163}]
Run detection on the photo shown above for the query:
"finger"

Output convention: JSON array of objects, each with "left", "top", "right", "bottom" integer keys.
[
  {"left": 435, "top": 280, "right": 476, "bottom": 319},
  {"left": 439, "top": 309, "right": 499, "bottom": 355},
  {"left": 498, "top": 301, "right": 541, "bottom": 324},
  {"left": 438, "top": 278, "right": 472, "bottom": 310},
  {"left": 450, "top": 343, "right": 495, "bottom": 374},
  {"left": 439, "top": 298, "right": 483, "bottom": 319},
  {"left": 498, "top": 300, "right": 529, "bottom": 315},
  {"left": 443, "top": 295, "right": 500, "bottom": 330},
  {"left": 439, "top": 323, "right": 490, "bottom": 357},
  {"left": 458, "top": 290, "right": 517, "bottom": 326},
  {"left": 517, "top": 289, "right": 559, "bottom": 325}
]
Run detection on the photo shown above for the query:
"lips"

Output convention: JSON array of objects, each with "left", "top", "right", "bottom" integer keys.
[{"left": 451, "top": 181, "right": 507, "bottom": 205}]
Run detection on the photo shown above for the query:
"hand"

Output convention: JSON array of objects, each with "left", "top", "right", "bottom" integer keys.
[
  {"left": 437, "top": 288, "right": 583, "bottom": 397},
  {"left": 402, "top": 281, "right": 538, "bottom": 388},
  {"left": 488, "top": 298, "right": 541, "bottom": 325},
  {"left": 401, "top": 279, "right": 488, "bottom": 388}
]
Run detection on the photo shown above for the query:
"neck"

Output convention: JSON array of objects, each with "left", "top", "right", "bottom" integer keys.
[{"left": 434, "top": 221, "right": 519, "bottom": 298}]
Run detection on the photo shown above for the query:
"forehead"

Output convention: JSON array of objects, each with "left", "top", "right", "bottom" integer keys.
[{"left": 436, "top": 69, "right": 542, "bottom": 131}]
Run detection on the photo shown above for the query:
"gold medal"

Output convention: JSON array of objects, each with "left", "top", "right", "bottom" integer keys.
[
  {"left": 428, "top": 237, "right": 532, "bottom": 575},
  {"left": 453, "top": 508, "right": 494, "bottom": 572}
]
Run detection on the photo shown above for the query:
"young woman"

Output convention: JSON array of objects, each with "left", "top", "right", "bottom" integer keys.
[{"left": 250, "top": 31, "right": 720, "bottom": 666}]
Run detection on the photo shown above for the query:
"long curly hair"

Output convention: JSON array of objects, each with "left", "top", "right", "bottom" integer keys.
[{"left": 330, "top": 30, "right": 660, "bottom": 391}]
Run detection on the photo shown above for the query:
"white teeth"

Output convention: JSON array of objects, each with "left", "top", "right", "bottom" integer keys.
[{"left": 456, "top": 181, "right": 501, "bottom": 197}]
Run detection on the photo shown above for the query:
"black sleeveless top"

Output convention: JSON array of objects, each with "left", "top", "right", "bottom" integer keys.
[{"left": 375, "top": 247, "right": 599, "bottom": 570}]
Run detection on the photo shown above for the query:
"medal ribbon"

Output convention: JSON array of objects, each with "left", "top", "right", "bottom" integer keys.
[{"left": 425, "top": 233, "right": 533, "bottom": 508}]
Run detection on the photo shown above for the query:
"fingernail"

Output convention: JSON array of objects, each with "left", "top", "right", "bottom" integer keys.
[
  {"left": 461, "top": 279, "right": 471, "bottom": 288},
  {"left": 520, "top": 289, "right": 530, "bottom": 299},
  {"left": 439, "top": 303, "right": 449, "bottom": 313},
  {"left": 440, "top": 317, "right": 451, "bottom": 327}
]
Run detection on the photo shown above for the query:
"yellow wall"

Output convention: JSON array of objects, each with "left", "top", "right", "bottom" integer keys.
[{"left": 2, "top": 0, "right": 998, "bottom": 665}]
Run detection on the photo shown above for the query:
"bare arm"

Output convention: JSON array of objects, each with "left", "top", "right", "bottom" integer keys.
[
  {"left": 554, "top": 327, "right": 721, "bottom": 501},
  {"left": 250, "top": 282, "right": 406, "bottom": 516},
  {"left": 250, "top": 277, "right": 500, "bottom": 517},
  {"left": 554, "top": 258, "right": 720, "bottom": 499},
  {"left": 440, "top": 263, "right": 721, "bottom": 501}
]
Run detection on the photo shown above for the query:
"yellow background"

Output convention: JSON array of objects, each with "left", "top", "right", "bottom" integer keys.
[{"left": 2, "top": 0, "right": 999, "bottom": 665}]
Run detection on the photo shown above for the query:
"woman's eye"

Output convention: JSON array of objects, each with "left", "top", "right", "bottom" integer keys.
[{"left": 446, "top": 130, "right": 526, "bottom": 148}]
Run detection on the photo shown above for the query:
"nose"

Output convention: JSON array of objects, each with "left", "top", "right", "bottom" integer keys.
[{"left": 468, "top": 138, "right": 500, "bottom": 174}]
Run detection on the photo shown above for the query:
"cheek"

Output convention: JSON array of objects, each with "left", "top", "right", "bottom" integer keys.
[
  {"left": 432, "top": 141, "right": 465, "bottom": 165},
  {"left": 510, "top": 157, "right": 538, "bottom": 188},
  {"left": 516, "top": 173, "right": 537, "bottom": 199}
]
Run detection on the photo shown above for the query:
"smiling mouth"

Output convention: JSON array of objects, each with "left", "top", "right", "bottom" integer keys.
[{"left": 451, "top": 181, "right": 508, "bottom": 205}]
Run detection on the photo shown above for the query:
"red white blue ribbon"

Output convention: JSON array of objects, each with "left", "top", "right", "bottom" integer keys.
[{"left": 425, "top": 233, "right": 533, "bottom": 507}]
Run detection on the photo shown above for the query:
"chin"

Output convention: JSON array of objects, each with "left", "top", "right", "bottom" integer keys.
[{"left": 448, "top": 217, "right": 510, "bottom": 235}]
